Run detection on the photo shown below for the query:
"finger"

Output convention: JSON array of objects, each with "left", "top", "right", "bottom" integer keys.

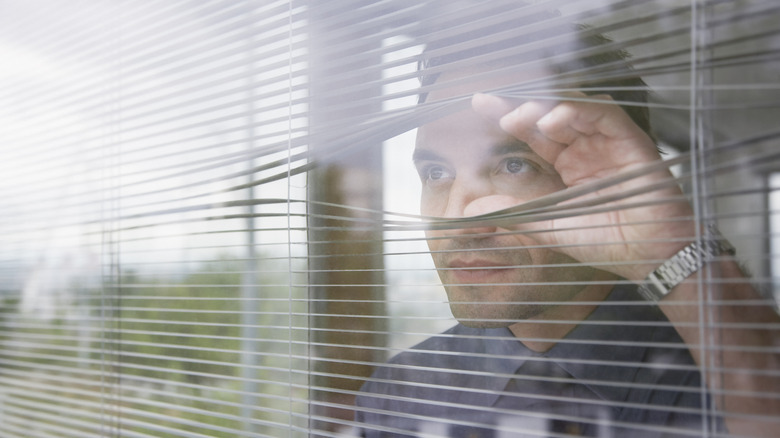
[
  {"left": 462, "top": 194, "right": 522, "bottom": 218},
  {"left": 542, "top": 97, "right": 661, "bottom": 173},
  {"left": 536, "top": 101, "right": 596, "bottom": 145},
  {"left": 538, "top": 94, "right": 651, "bottom": 144},
  {"left": 498, "top": 100, "right": 567, "bottom": 165},
  {"left": 461, "top": 194, "right": 561, "bottom": 248}
]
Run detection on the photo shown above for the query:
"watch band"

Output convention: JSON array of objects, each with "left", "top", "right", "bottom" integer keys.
[{"left": 637, "top": 228, "right": 735, "bottom": 302}]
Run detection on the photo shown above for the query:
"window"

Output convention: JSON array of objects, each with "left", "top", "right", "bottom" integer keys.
[
  {"left": 1, "top": 1, "right": 778, "bottom": 437},
  {"left": 770, "top": 173, "right": 780, "bottom": 301}
]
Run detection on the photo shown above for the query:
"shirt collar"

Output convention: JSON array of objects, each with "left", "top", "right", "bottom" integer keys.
[
  {"left": 442, "top": 285, "right": 663, "bottom": 407},
  {"left": 438, "top": 324, "right": 528, "bottom": 406},
  {"left": 543, "top": 284, "right": 659, "bottom": 404}
]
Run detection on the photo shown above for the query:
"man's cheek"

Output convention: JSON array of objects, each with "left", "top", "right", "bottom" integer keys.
[{"left": 424, "top": 230, "right": 438, "bottom": 251}]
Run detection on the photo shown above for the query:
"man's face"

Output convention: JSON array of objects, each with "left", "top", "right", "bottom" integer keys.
[{"left": 415, "top": 71, "right": 598, "bottom": 328}]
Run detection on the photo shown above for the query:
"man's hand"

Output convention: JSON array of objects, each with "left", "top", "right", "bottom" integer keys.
[
  {"left": 472, "top": 92, "right": 780, "bottom": 437},
  {"left": 471, "top": 92, "right": 695, "bottom": 281}
]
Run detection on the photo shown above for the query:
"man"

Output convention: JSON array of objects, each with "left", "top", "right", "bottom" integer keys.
[{"left": 355, "top": 6, "right": 779, "bottom": 437}]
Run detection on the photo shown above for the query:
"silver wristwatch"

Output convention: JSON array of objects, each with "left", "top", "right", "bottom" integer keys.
[{"left": 637, "top": 229, "right": 735, "bottom": 302}]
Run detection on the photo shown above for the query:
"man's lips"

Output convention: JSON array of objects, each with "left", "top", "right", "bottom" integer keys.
[{"left": 446, "top": 259, "right": 515, "bottom": 282}]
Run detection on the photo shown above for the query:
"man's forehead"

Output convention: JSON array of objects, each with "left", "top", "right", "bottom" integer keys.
[
  {"left": 413, "top": 108, "right": 535, "bottom": 167},
  {"left": 415, "top": 105, "right": 505, "bottom": 148},
  {"left": 415, "top": 66, "right": 551, "bottom": 158}
]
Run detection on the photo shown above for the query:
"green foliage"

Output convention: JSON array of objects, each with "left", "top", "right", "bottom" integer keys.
[
  {"left": 117, "top": 260, "right": 245, "bottom": 384},
  {"left": 4, "top": 254, "right": 309, "bottom": 437}
]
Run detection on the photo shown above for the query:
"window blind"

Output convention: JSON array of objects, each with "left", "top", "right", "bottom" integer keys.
[{"left": 1, "top": 1, "right": 778, "bottom": 437}]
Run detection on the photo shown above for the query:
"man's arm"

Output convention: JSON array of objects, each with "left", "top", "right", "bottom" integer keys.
[
  {"left": 659, "top": 259, "right": 779, "bottom": 437},
  {"left": 473, "top": 92, "right": 780, "bottom": 436}
]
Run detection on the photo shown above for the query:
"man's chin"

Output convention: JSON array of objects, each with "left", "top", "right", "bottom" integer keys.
[
  {"left": 456, "top": 318, "right": 515, "bottom": 329},
  {"left": 450, "top": 303, "right": 549, "bottom": 329}
]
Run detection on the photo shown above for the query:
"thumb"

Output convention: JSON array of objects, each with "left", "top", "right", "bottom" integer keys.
[
  {"left": 462, "top": 194, "right": 520, "bottom": 218},
  {"left": 462, "top": 195, "right": 557, "bottom": 245}
]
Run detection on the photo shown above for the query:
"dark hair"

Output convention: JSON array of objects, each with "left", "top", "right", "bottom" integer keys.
[{"left": 417, "top": 4, "right": 652, "bottom": 137}]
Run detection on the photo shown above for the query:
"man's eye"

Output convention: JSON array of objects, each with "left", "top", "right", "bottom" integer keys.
[
  {"left": 500, "top": 157, "right": 535, "bottom": 174},
  {"left": 428, "top": 166, "right": 445, "bottom": 180},
  {"left": 419, "top": 164, "right": 452, "bottom": 184}
]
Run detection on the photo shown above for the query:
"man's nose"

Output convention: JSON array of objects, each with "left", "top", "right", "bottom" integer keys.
[{"left": 442, "top": 178, "right": 504, "bottom": 237}]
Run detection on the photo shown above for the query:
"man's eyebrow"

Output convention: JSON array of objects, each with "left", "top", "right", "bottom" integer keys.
[
  {"left": 412, "top": 141, "right": 534, "bottom": 163},
  {"left": 412, "top": 148, "right": 443, "bottom": 163},
  {"left": 492, "top": 141, "right": 534, "bottom": 156}
]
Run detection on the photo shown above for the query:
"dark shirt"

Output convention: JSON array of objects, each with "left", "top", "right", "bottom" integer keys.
[{"left": 355, "top": 285, "right": 723, "bottom": 437}]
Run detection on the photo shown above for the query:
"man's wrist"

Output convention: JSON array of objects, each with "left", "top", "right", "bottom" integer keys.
[{"left": 637, "top": 227, "right": 736, "bottom": 302}]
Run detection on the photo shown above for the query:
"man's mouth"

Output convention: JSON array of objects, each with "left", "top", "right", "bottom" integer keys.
[{"left": 446, "top": 259, "right": 515, "bottom": 283}]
